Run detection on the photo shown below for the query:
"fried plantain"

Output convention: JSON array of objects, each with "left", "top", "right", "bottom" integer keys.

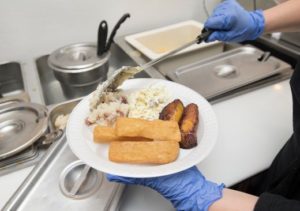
[
  {"left": 179, "top": 103, "right": 199, "bottom": 149},
  {"left": 159, "top": 99, "right": 184, "bottom": 123}
]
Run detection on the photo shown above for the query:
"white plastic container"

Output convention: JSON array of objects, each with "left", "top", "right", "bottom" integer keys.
[{"left": 125, "top": 20, "right": 221, "bottom": 60}]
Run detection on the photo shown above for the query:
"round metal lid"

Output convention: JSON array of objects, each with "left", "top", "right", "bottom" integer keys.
[
  {"left": 59, "top": 161, "right": 102, "bottom": 199},
  {"left": 48, "top": 42, "right": 109, "bottom": 71},
  {"left": 0, "top": 102, "right": 48, "bottom": 159}
]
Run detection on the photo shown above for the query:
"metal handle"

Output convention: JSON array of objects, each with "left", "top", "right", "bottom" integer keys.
[
  {"left": 196, "top": 28, "right": 213, "bottom": 44},
  {"left": 258, "top": 51, "right": 271, "bottom": 62},
  {"left": 94, "top": 28, "right": 213, "bottom": 95},
  {"left": 70, "top": 165, "right": 91, "bottom": 196},
  {"left": 141, "top": 28, "right": 213, "bottom": 70},
  {"left": 141, "top": 38, "right": 198, "bottom": 70},
  {"left": 105, "top": 13, "right": 131, "bottom": 52},
  {"left": 37, "top": 129, "right": 64, "bottom": 147}
]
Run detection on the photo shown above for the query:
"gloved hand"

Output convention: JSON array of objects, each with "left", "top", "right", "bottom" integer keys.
[
  {"left": 107, "top": 166, "right": 224, "bottom": 211},
  {"left": 204, "top": 0, "right": 265, "bottom": 42}
]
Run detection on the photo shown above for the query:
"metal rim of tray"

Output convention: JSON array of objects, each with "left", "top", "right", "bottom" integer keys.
[{"left": 0, "top": 102, "right": 48, "bottom": 160}]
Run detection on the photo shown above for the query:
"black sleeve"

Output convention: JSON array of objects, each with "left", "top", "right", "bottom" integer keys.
[{"left": 254, "top": 192, "right": 300, "bottom": 211}]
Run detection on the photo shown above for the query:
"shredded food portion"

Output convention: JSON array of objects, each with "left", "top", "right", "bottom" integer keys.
[
  {"left": 86, "top": 92, "right": 129, "bottom": 126},
  {"left": 86, "top": 85, "right": 171, "bottom": 126},
  {"left": 54, "top": 114, "right": 69, "bottom": 130},
  {"left": 128, "top": 86, "right": 171, "bottom": 120},
  {"left": 89, "top": 66, "right": 142, "bottom": 110}
]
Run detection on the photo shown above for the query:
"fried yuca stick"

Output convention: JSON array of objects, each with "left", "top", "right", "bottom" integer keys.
[
  {"left": 115, "top": 117, "right": 181, "bottom": 142},
  {"left": 109, "top": 141, "right": 179, "bottom": 164},
  {"left": 93, "top": 125, "right": 151, "bottom": 143}
]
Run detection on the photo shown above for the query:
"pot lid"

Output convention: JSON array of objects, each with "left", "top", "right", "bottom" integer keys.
[
  {"left": 0, "top": 102, "right": 48, "bottom": 159},
  {"left": 48, "top": 42, "right": 109, "bottom": 71}
]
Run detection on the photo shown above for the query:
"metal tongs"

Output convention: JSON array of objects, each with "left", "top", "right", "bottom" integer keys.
[
  {"left": 91, "top": 29, "right": 213, "bottom": 109},
  {"left": 140, "top": 28, "right": 213, "bottom": 71}
]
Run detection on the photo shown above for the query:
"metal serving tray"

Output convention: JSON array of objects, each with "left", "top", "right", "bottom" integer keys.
[
  {"left": 167, "top": 46, "right": 292, "bottom": 100},
  {"left": 3, "top": 136, "right": 123, "bottom": 211},
  {"left": 48, "top": 98, "right": 81, "bottom": 130},
  {"left": 0, "top": 93, "right": 43, "bottom": 176},
  {"left": 3, "top": 100, "right": 124, "bottom": 211},
  {"left": 115, "top": 35, "right": 226, "bottom": 76},
  {"left": 116, "top": 36, "right": 293, "bottom": 103}
]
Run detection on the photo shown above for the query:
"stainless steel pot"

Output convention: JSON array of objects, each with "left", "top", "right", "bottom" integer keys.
[{"left": 48, "top": 42, "right": 110, "bottom": 87}]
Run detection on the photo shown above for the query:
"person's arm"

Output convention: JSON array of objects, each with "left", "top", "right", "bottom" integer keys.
[
  {"left": 204, "top": 0, "right": 300, "bottom": 43},
  {"left": 264, "top": 0, "right": 300, "bottom": 32},
  {"left": 209, "top": 188, "right": 258, "bottom": 211},
  {"left": 107, "top": 166, "right": 260, "bottom": 211},
  {"left": 107, "top": 166, "right": 300, "bottom": 211},
  {"left": 107, "top": 166, "right": 225, "bottom": 211}
]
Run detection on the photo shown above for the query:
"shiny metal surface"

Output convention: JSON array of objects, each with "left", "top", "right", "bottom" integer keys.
[
  {"left": 256, "top": 35, "right": 300, "bottom": 67},
  {"left": 116, "top": 36, "right": 293, "bottom": 103},
  {"left": 59, "top": 161, "right": 100, "bottom": 199},
  {"left": 0, "top": 62, "right": 81, "bottom": 176},
  {"left": 48, "top": 42, "right": 109, "bottom": 70},
  {"left": 0, "top": 99, "right": 78, "bottom": 175},
  {"left": 68, "top": 165, "right": 92, "bottom": 196},
  {"left": 94, "top": 30, "right": 213, "bottom": 95},
  {"left": 48, "top": 43, "right": 110, "bottom": 87},
  {"left": 167, "top": 46, "right": 292, "bottom": 99},
  {"left": 48, "top": 42, "right": 110, "bottom": 87},
  {"left": 214, "top": 64, "right": 237, "bottom": 78},
  {"left": 280, "top": 32, "right": 300, "bottom": 48},
  {"left": 3, "top": 136, "right": 124, "bottom": 211},
  {"left": 0, "top": 102, "right": 48, "bottom": 159},
  {"left": 38, "top": 129, "right": 64, "bottom": 146},
  {"left": 0, "top": 62, "right": 24, "bottom": 97},
  {"left": 0, "top": 62, "right": 53, "bottom": 176},
  {"left": 0, "top": 61, "right": 29, "bottom": 106},
  {"left": 140, "top": 37, "right": 198, "bottom": 70},
  {"left": 52, "top": 61, "right": 108, "bottom": 87},
  {"left": 0, "top": 145, "right": 39, "bottom": 174},
  {"left": 37, "top": 44, "right": 151, "bottom": 105},
  {"left": 48, "top": 98, "right": 81, "bottom": 130},
  {"left": 115, "top": 35, "right": 224, "bottom": 77},
  {"left": 0, "top": 92, "right": 30, "bottom": 108}
]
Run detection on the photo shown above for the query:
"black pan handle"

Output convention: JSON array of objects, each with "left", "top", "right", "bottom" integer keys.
[
  {"left": 97, "top": 20, "right": 108, "bottom": 56},
  {"left": 196, "top": 28, "right": 213, "bottom": 44},
  {"left": 105, "top": 13, "right": 130, "bottom": 52}
]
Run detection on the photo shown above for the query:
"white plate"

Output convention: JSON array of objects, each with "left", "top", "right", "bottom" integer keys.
[
  {"left": 66, "top": 79, "right": 218, "bottom": 178},
  {"left": 125, "top": 20, "right": 221, "bottom": 60}
]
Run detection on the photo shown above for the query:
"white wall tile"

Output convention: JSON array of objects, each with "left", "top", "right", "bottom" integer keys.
[{"left": 0, "top": 0, "right": 220, "bottom": 60}]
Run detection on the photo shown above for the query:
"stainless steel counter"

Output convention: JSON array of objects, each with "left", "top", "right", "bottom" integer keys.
[
  {"left": 3, "top": 135, "right": 124, "bottom": 211},
  {"left": 115, "top": 36, "right": 293, "bottom": 104},
  {"left": 1, "top": 39, "right": 295, "bottom": 211}
]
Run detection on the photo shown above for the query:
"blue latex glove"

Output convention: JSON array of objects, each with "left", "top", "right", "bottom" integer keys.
[
  {"left": 107, "top": 166, "right": 224, "bottom": 211},
  {"left": 204, "top": 0, "right": 265, "bottom": 42}
]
